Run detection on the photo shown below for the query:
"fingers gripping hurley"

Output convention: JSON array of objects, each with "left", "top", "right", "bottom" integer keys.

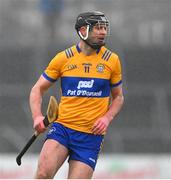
[{"left": 16, "top": 96, "right": 58, "bottom": 166}]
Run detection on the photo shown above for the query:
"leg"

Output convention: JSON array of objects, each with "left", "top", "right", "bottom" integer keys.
[
  {"left": 66, "top": 129, "right": 104, "bottom": 179},
  {"left": 68, "top": 160, "right": 94, "bottom": 179},
  {"left": 35, "top": 139, "right": 69, "bottom": 179}
]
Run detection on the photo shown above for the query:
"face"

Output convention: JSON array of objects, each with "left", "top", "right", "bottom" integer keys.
[{"left": 87, "top": 23, "right": 108, "bottom": 47}]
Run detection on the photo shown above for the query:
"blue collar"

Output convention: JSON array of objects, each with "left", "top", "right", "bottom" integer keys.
[
  {"left": 76, "top": 44, "right": 101, "bottom": 54},
  {"left": 76, "top": 44, "right": 81, "bottom": 53}
]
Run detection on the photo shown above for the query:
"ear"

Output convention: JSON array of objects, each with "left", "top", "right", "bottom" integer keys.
[{"left": 79, "top": 26, "right": 87, "bottom": 36}]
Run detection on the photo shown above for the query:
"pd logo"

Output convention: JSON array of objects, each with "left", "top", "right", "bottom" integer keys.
[{"left": 77, "top": 80, "right": 94, "bottom": 89}]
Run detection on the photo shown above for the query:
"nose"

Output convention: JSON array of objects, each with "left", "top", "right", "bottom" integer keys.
[{"left": 100, "top": 27, "right": 107, "bottom": 35}]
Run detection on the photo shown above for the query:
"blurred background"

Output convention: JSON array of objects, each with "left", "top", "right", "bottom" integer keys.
[{"left": 0, "top": 0, "right": 171, "bottom": 178}]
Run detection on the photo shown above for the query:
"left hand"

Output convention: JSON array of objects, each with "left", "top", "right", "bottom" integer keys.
[{"left": 92, "top": 116, "right": 110, "bottom": 135}]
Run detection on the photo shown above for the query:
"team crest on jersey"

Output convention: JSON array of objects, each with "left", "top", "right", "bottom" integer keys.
[
  {"left": 96, "top": 64, "right": 105, "bottom": 73},
  {"left": 67, "top": 64, "right": 77, "bottom": 70}
]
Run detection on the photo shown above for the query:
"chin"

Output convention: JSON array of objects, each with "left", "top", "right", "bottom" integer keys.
[{"left": 99, "top": 42, "right": 105, "bottom": 46}]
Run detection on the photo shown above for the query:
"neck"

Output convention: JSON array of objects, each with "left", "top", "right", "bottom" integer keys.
[{"left": 79, "top": 41, "right": 96, "bottom": 56}]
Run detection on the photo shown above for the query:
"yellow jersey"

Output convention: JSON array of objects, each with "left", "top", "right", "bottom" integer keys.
[{"left": 43, "top": 44, "right": 122, "bottom": 133}]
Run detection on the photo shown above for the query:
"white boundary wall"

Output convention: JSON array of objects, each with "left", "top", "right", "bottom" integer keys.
[{"left": 0, "top": 154, "right": 171, "bottom": 179}]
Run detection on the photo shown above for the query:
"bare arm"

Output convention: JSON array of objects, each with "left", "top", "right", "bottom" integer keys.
[
  {"left": 104, "top": 85, "right": 124, "bottom": 122},
  {"left": 92, "top": 85, "right": 124, "bottom": 135},
  {"left": 30, "top": 75, "right": 53, "bottom": 133}
]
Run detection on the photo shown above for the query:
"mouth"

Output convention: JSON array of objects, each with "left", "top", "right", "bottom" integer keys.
[{"left": 97, "top": 37, "right": 105, "bottom": 43}]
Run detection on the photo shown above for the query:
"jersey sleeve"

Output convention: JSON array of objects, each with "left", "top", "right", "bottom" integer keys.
[
  {"left": 42, "top": 52, "right": 66, "bottom": 82},
  {"left": 110, "top": 55, "right": 122, "bottom": 88}
]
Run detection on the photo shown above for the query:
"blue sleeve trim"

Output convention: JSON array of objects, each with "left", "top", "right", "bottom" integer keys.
[
  {"left": 42, "top": 72, "right": 57, "bottom": 83},
  {"left": 111, "top": 80, "right": 122, "bottom": 88}
]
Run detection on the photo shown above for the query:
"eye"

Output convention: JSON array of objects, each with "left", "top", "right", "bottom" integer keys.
[
  {"left": 102, "top": 26, "right": 107, "bottom": 31},
  {"left": 95, "top": 23, "right": 107, "bottom": 31}
]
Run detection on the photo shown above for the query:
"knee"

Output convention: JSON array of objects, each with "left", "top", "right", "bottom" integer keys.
[{"left": 35, "top": 168, "right": 51, "bottom": 179}]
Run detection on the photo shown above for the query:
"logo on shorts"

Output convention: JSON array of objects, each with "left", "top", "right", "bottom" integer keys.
[
  {"left": 89, "top": 157, "right": 96, "bottom": 163},
  {"left": 48, "top": 127, "right": 56, "bottom": 135}
]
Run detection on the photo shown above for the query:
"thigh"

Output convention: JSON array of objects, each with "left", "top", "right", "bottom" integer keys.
[
  {"left": 68, "top": 130, "right": 104, "bottom": 171},
  {"left": 36, "top": 139, "right": 69, "bottom": 178},
  {"left": 68, "top": 160, "right": 93, "bottom": 179}
]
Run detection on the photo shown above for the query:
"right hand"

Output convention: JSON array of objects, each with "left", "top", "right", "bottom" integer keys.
[{"left": 33, "top": 116, "right": 46, "bottom": 134}]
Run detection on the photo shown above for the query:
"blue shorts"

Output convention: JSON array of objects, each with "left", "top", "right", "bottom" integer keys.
[{"left": 46, "top": 122, "right": 104, "bottom": 170}]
